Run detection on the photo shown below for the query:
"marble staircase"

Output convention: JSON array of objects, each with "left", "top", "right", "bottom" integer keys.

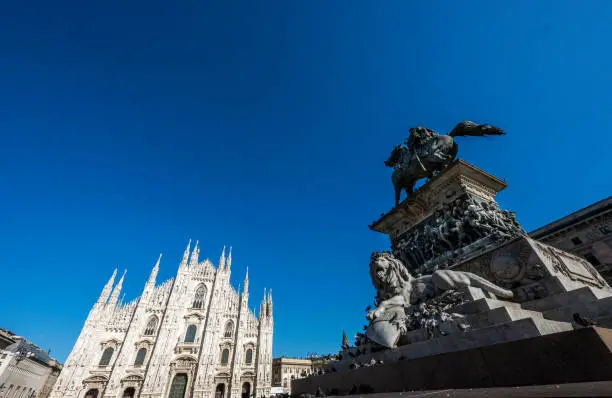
[
  {"left": 334, "top": 283, "right": 612, "bottom": 374},
  {"left": 334, "top": 292, "right": 577, "bottom": 372}
]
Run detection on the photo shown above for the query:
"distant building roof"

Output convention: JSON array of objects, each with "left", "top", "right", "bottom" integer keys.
[
  {"left": 530, "top": 196, "right": 612, "bottom": 239},
  {"left": 272, "top": 357, "right": 313, "bottom": 365},
  {"left": 4, "top": 337, "right": 59, "bottom": 367}
]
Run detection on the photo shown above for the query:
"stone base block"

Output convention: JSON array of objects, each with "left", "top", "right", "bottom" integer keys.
[
  {"left": 331, "top": 381, "right": 612, "bottom": 398},
  {"left": 292, "top": 327, "right": 612, "bottom": 395},
  {"left": 334, "top": 317, "right": 571, "bottom": 372}
]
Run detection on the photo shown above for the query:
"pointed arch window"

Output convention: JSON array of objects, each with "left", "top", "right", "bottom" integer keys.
[
  {"left": 245, "top": 348, "right": 253, "bottom": 364},
  {"left": 134, "top": 348, "right": 147, "bottom": 366},
  {"left": 193, "top": 285, "right": 207, "bottom": 309},
  {"left": 184, "top": 325, "right": 197, "bottom": 343},
  {"left": 144, "top": 316, "right": 158, "bottom": 336},
  {"left": 224, "top": 321, "right": 234, "bottom": 338},
  {"left": 220, "top": 348, "right": 230, "bottom": 365},
  {"left": 99, "top": 347, "right": 114, "bottom": 366}
]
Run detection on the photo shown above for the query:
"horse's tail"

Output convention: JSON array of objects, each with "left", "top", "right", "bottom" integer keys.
[{"left": 466, "top": 272, "right": 514, "bottom": 299}]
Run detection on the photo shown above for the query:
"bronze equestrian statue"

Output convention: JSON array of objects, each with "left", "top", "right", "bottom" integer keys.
[{"left": 385, "top": 121, "right": 504, "bottom": 206}]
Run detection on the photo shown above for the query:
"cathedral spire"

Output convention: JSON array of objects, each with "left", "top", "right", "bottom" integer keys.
[
  {"left": 189, "top": 240, "right": 199, "bottom": 266},
  {"left": 147, "top": 254, "right": 162, "bottom": 288},
  {"left": 219, "top": 245, "right": 226, "bottom": 270},
  {"left": 182, "top": 239, "right": 192, "bottom": 265},
  {"left": 267, "top": 288, "right": 273, "bottom": 317},
  {"left": 97, "top": 269, "right": 117, "bottom": 305},
  {"left": 259, "top": 288, "right": 267, "bottom": 319},
  {"left": 227, "top": 246, "right": 232, "bottom": 270},
  {"left": 243, "top": 267, "right": 249, "bottom": 295},
  {"left": 342, "top": 331, "right": 350, "bottom": 350},
  {"left": 108, "top": 269, "right": 126, "bottom": 308}
]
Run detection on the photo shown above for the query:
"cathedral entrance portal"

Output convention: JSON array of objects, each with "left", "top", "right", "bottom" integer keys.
[
  {"left": 169, "top": 373, "right": 188, "bottom": 398},
  {"left": 241, "top": 382, "right": 251, "bottom": 398},
  {"left": 122, "top": 387, "right": 136, "bottom": 398},
  {"left": 215, "top": 383, "right": 226, "bottom": 398},
  {"left": 85, "top": 389, "right": 99, "bottom": 398}
]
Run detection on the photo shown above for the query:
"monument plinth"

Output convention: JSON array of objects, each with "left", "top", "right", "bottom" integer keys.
[
  {"left": 370, "top": 159, "right": 507, "bottom": 237},
  {"left": 371, "top": 159, "right": 524, "bottom": 275}
]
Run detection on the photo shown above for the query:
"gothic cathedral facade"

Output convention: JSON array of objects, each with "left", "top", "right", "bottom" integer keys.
[{"left": 50, "top": 242, "right": 273, "bottom": 398}]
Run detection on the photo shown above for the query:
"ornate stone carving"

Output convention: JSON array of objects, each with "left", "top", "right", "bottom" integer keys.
[
  {"left": 392, "top": 195, "right": 525, "bottom": 273},
  {"left": 534, "top": 242, "right": 607, "bottom": 288},
  {"left": 364, "top": 252, "right": 514, "bottom": 348}
]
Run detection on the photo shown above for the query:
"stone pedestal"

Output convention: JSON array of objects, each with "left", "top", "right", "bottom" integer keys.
[
  {"left": 293, "top": 327, "right": 612, "bottom": 395},
  {"left": 370, "top": 160, "right": 524, "bottom": 274},
  {"left": 453, "top": 236, "right": 610, "bottom": 302}
]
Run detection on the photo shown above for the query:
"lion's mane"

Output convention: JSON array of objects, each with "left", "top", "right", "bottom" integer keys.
[{"left": 369, "top": 252, "right": 414, "bottom": 300}]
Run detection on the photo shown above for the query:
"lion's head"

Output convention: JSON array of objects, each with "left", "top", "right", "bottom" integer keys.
[{"left": 369, "top": 252, "right": 414, "bottom": 299}]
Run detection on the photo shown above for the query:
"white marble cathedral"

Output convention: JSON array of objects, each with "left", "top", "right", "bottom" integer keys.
[{"left": 50, "top": 241, "right": 273, "bottom": 398}]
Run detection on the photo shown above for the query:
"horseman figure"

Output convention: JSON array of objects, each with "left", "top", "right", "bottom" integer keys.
[{"left": 385, "top": 121, "right": 505, "bottom": 206}]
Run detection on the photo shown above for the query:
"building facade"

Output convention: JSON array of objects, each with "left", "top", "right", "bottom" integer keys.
[
  {"left": 50, "top": 242, "right": 273, "bottom": 398},
  {"left": 0, "top": 330, "right": 63, "bottom": 398},
  {"left": 530, "top": 196, "right": 612, "bottom": 283},
  {"left": 271, "top": 356, "right": 333, "bottom": 395},
  {"left": 271, "top": 358, "right": 313, "bottom": 394}
]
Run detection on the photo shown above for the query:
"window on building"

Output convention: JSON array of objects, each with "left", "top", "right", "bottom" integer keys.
[
  {"left": 184, "top": 325, "right": 197, "bottom": 343},
  {"left": 169, "top": 374, "right": 188, "bottom": 398},
  {"left": 584, "top": 253, "right": 601, "bottom": 266},
  {"left": 99, "top": 347, "right": 114, "bottom": 366},
  {"left": 283, "top": 379, "right": 287, "bottom": 388},
  {"left": 193, "top": 285, "right": 207, "bottom": 308},
  {"left": 220, "top": 348, "right": 230, "bottom": 365},
  {"left": 600, "top": 226, "right": 611, "bottom": 235},
  {"left": 134, "top": 348, "right": 147, "bottom": 366},
  {"left": 144, "top": 316, "right": 158, "bottom": 336},
  {"left": 571, "top": 237, "right": 583, "bottom": 245},
  {"left": 224, "top": 321, "right": 234, "bottom": 338},
  {"left": 245, "top": 349, "right": 253, "bottom": 364},
  {"left": 215, "top": 383, "right": 226, "bottom": 398}
]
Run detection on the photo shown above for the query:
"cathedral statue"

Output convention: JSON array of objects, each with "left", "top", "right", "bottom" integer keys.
[
  {"left": 341, "top": 331, "right": 350, "bottom": 350},
  {"left": 365, "top": 252, "right": 513, "bottom": 348},
  {"left": 384, "top": 121, "right": 505, "bottom": 206}
]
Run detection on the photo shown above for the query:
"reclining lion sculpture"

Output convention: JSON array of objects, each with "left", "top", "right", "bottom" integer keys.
[{"left": 365, "top": 252, "right": 514, "bottom": 347}]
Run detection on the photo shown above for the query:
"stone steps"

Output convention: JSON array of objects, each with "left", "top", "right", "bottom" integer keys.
[
  {"left": 447, "top": 297, "right": 522, "bottom": 316},
  {"left": 521, "top": 286, "right": 612, "bottom": 312},
  {"left": 542, "top": 295, "right": 612, "bottom": 324},
  {"left": 400, "top": 302, "right": 530, "bottom": 345},
  {"left": 444, "top": 306, "right": 543, "bottom": 334},
  {"left": 351, "top": 317, "right": 573, "bottom": 369}
]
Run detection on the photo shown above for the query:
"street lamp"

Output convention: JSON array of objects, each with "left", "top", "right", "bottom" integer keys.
[{"left": 14, "top": 348, "right": 34, "bottom": 363}]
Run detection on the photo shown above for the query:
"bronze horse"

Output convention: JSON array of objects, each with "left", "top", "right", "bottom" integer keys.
[{"left": 385, "top": 121, "right": 504, "bottom": 206}]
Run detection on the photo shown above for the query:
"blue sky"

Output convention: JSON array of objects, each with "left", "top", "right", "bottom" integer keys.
[{"left": 1, "top": 1, "right": 611, "bottom": 362}]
